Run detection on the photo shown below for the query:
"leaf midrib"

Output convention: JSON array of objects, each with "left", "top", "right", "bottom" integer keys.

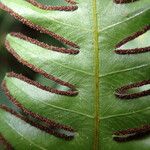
[{"left": 92, "top": 0, "right": 100, "bottom": 150}]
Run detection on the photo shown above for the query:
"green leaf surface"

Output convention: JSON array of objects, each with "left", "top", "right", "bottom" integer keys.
[{"left": 0, "top": 0, "right": 150, "bottom": 150}]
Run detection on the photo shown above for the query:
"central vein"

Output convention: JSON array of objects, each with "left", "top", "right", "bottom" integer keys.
[{"left": 92, "top": 0, "right": 100, "bottom": 150}]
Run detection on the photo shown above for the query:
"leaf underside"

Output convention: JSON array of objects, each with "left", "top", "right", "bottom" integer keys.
[{"left": 0, "top": 0, "right": 150, "bottom": 150}]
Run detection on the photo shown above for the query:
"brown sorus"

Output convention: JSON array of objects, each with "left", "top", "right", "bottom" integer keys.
[
  {"left": 10, "top": 32, "right": 79, "bottom": 55},
  {"left": 115, "top": 25, "right": 150, "bottom": 54},
  {"left": 27, "top": 0, "right": 78, "bottom": 11},
  {"left": 113, "top": 125, "right": 150, "bottom": 142},
  {"left": 114, "top": 0, "right": 138, "bottom": 4},
  {"left": 115, "top": 80, "right": 150, "bottom": 99}
]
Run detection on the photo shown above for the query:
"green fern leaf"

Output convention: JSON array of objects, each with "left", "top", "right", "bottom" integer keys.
[{"left": 0, "top": 0, "right": 150, "bottom": 149}]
